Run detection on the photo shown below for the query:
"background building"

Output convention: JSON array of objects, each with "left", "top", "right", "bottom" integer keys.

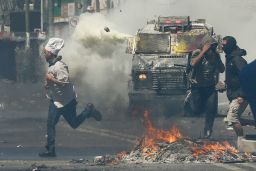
[{"left": 0, "top": 0, "right": 120, "bottom": 82}]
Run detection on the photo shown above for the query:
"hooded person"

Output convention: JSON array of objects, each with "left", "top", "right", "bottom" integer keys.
[
  {"left": 222, "top": 36, "right": 248, "bottom": 149},
  {"left": 39, "top": 38, "right": 102, "bottom": 157},
  {"left": 184, "top": 35, "right": 225, "bottom": 138},
  {"left": 223, "top": 36, "right": 248, "bottom": 102}
]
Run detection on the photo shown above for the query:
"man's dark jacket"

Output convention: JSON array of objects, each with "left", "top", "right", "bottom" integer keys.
[
  {"left": 225, "top": 47, "right": 247, "bottom": 101},
  {"left": 191, "top": 49, "right": 225, "bottom": 88}
]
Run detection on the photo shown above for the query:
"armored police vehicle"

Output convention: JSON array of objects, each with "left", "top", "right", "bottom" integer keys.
[{"left": 126, "top": 16, "right": 221, "bottom": 114}]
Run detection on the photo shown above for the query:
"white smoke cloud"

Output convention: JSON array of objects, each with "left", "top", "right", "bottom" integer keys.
[{"left": 60, "top": 13, "right": 131, "bottom": 114}]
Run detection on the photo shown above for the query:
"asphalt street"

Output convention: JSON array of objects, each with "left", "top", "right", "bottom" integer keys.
[{"left": 0, "top": 88, "right": 255, "bottom": 170}]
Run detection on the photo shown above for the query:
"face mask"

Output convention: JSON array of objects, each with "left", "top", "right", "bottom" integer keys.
[
  {"left": 222, "top": 37, "right": 237, "bottom": 54},
  {"left": 222, "top": 43, "right": 234, "bottom": 54}
]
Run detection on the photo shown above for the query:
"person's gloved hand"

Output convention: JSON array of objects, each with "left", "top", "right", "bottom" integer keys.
[
  {"left": 237, "top": 97, "right": 244, "bottom": 104},
  {"left": 215, "top": 81, "right": 226, "bottom": 92}
]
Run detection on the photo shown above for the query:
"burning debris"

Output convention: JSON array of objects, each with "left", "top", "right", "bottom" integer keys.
[
  {"left": 119, "top": 139, "right": 254, "bottom": 164},
  {"left": 102, "top": 111, "right": 255, "bottom": 165},
  {"left": 29, "top": 163, "right": 49, "bottom": 171}
]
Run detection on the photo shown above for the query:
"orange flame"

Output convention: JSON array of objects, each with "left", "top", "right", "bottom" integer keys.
[
  {"left": 140, "top": 111, "right": 182, "bottom": 157},
  {"left": 121, "top": 110, "right": 241, "bottom": 162},
  {"left": 192, "top": 141, "right": 239, "bottom": 160}
]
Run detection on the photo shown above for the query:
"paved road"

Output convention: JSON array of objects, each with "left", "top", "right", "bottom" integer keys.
[
  {"left": 0, "top": 161, "right": 256, "bottom": 171},
  {"left": 0, "top": 103, "right": 255, "bottom": 170},
  {"left": 0, "top": 80, "right": 255, "bottom": 170}
]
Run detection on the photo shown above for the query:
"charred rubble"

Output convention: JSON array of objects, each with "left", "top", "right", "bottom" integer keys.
[{"left": 96, "top": 111, "right": 255, "bottom": 165}]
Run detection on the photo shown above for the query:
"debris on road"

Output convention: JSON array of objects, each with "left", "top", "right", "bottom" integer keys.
[
  {"left": 119, "top": 138, "right": 255, "bottom": 164},
  {"left": 30, "top": 163, "right": 48, "bottom": 171},
  {"left": 70, "top": 158, "right": 86, "bottom": 164},
  {"left": 103, "top": 111, "right": 256, "bottom": 165},
  {"left": 94, "top": 155, "right": 116, "bottom": 165}
]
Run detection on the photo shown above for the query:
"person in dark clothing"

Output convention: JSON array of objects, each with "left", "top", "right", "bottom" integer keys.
[
  {"left": 240, "top": 60, "right": 256, "bottom": 126},
  {"left": 186, "top": 36, "right": 225, "bottom": 138},
  {"left": 222, "top": 36, "right": 248, "bottom": 147}
]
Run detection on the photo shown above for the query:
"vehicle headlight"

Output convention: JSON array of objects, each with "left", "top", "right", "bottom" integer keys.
[{"left": 138, "top": 74, "right": 147, "bottom": 81}]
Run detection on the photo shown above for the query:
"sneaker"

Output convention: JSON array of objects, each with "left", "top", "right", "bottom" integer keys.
[
  {"left": 223, "top": 117, "right": 228, "bottom": 123},
  {"left": 226, "top": 126, "right": 234, "bottom": 130},
  {"left": 85, "top": 103, "right": 102, "bottom": 121},
  {"left": 251, "top": 152, "right": 256, "bottom": 157},
  {"left": 39, "top": 150, "right": 56, "bottom": 157}
]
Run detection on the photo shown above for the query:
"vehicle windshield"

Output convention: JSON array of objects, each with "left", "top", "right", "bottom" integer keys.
[
  {"left": 135, "top": 33, "right": 170, "bottom": 54},
  {"left": 175, "top": 29, "right": 209, "bottom": 53}
]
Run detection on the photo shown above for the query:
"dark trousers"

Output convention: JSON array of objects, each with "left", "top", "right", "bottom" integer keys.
[
  {"left": 190, "top": 86, "right": 217, "bottom": 132},
  {"left": 47, "top": 99, "right": 88, "bottom": 151}
]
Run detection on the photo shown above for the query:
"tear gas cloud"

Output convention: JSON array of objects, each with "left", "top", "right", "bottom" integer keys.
[
  {"left": 60, "top": 0, "right": 256, "bottom": 114},
  {"left": 61, "top": 14, "right": 132, "bottom": 113}
]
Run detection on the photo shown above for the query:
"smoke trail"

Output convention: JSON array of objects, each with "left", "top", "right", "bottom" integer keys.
[{"left": 61, "top": 13, "right": 132, "bottom": 116}]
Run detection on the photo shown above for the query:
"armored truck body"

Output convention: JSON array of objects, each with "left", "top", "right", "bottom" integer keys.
[{"left": 127, "top": 16, "right": 220, "bottom": 113}]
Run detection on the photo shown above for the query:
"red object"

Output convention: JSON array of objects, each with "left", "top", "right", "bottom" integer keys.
[
  {"left": 0, "top": 32, "right": 11, "bottom": 40},
  {"left": 176, "top": 20, "right": 183, "bottom": 24},
  {"left": 164, "top": 20, "right": 172, "bottom": 24}
]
